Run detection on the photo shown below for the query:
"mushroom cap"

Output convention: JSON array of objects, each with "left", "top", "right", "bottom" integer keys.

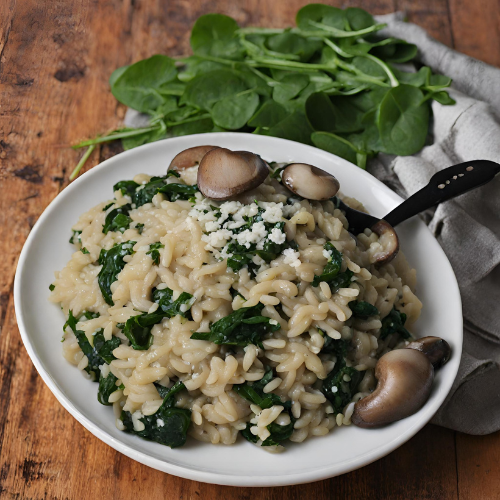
[
  {"left": 281, "top": 163, "right": 340, "bottom": 200},
  {"left": 352, "top": 349, "right": 434, "bottom": 428},
  {"left": 406, "top": 336, "right": 451, "bottom": 369},
  {"left": 197, "top": 148, "right": 269, "bottom": 200},
  {"left": 371, "top": 219, "right": 400, "bottom": 265},
  {"left": 168, "top": 145, "right": 219, "bottom": 172}
]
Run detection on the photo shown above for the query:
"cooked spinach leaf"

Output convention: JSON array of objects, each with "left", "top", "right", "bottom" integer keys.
[
  {"left": 120, "top": 287, "right": 195, "bottom": 350},
  {"left": 348, "top": 300, "right": 379, "bottom": 319},
  {"left": 113, "top": 180, "right": 139, "bottom": 197},
  {"left": 190, "top": 304, "right": 280, "bottom": 348},
  {"left": 69, "top": 230, "right": 82, "bottom": 245},
  {"left": 63, "top": 311, "right": 121, "bottom": 380},
  {"left": 147, "top": 242, "right": 165, "bottom": 265},
  {"left": 103, "top": 203, "right": 132, "bottom": 234},
  {"left": 121, "top": 381, "right": 191, "bottom": 448},
  {"left": 312, "top": 242, "right": 343, "bottom": 287},
  {"left": 234, "top": 368, "right": 284, "bottom": 410},
  {"left": 321, "top": 360, "right": 365, "bottom": 414},
  {"left": 379, "top": 307, "right": 411, "bottom": 339},
  {"left": 329, "top": 270, "right": 354, "bottom": 294},
  {"left": 98, "top": 372, "right": 119, "bottom": 405},
  {"left": 320, "top": 330, "right": 351, "bottom": 357},
  {"left": 236, "top": 368, "right": 295, "bottom": 447},
  {"left": 135, "top": 223, "right": 145, "bottom": 234},
  {"left": 49, "top": 283, "right": 55, "bottom": 291},
  {"left": 81, "top": 247, "right": 90, "bottom": 254},
  {"left": 97, "top": 241, "right": 136, "bottom": 305}
]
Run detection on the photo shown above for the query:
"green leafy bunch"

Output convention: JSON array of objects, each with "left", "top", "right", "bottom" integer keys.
[{"left": 70, "top": 4, "right": 454, "bottom": 178}]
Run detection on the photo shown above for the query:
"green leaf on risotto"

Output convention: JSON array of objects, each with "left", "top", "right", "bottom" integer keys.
[
  {"left": 97, "top": 241, "right": 136, "bottom": 306},
  {"left": 120, "top": 288, "right": 195, "bottom": 350},
  {"left": 146, "top": 242, "right": 165, "bottom": 265},
  {"left": 103, "top": 204, "right": 133, "bottom": 234},
  {"left": 312, "top": 241, "right": 343, "bottom": 287},
  {"left": 348, "top": 300, "right": 379, "bottom": 319},
  {"left": 63, "top": 312, "right": 121, "bottom": 380},
  {"left": 121, "top": 381, "right": 191, "bottom": 448},
  {"left": 379, "top": 307, "right": 411, "bottom": 340},
  {"left": 190, "top": 304, "right": 280, "bottom": 348},
  {"left": 98, "top": 371, "right": 120, "bottom": 406},
  {"left": 320, "top": 359, "right": 365, "bottom": 414}
]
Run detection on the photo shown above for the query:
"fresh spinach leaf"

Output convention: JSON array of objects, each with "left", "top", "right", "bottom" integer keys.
[
  {"left": 110, "top": 55, "right": 178, "bottom": 112},
  {"left": 190, "top": 14, "right": 244, "bottom": 60},
  {"left": 377, "top": 84, "right": 430, "bottom": 156},
  {"left": 190, "top": 304, "right": 280, "bottom": 348},
  {"left": 97, "top": 241, "right": 136, "bottom": 305},
  {"left": 212, "top": 90, "right": 260, "bottom": 130}
]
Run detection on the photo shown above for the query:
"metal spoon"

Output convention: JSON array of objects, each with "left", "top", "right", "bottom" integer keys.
[{"left": 337, "top": 160, "right": 500, "bottom": 235}]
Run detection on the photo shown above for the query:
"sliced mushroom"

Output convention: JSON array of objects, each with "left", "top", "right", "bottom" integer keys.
[
  {"left": 371, "top": 219, "right": 400, "bottom": 265},
  {"left": 168, "top": 145, "right": 219, "bottom": 172},
  {"left": 281, "top": 163, "right": 340, "bottom": 201},
  {"left": 352, "top": 349, "right": 433, "bottom": 428},
  {"left": 406, "top": 336, "right": 451, "bottom": 369},
  {"left": 197, "top": 148, "right": 269, "bottom": 200}
]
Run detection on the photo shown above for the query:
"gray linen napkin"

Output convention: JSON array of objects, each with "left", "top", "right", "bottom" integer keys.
[
  {"left": 124, "top": 15, "right": 500, "bottom": 435},
  {"left": 372, "top": 14, "right": 500, "bottom": 435}
]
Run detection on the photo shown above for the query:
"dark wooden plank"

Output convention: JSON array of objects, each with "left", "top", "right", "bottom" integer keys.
[
  {"left": 396, "top": 0, "right": 454, "bottom": 47},
  {"left": 449, "top": 0, "right": 500, "bottom": 66},
  {"left": 456, "top": 431, "right": 500, "bottom": 500}
]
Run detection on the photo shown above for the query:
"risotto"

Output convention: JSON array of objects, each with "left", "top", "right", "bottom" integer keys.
[{"left": 49, "top": 153, "right": 422, "bottom": 452}]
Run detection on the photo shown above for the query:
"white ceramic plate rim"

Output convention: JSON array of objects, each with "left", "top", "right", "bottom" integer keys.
[{"left": 14, "top": 132, "right": 462, "bottom": 486}]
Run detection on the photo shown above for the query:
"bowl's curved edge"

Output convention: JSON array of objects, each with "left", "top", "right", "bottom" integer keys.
[{"left": 13, "top": 132, "right": 463, "bottom": 487}]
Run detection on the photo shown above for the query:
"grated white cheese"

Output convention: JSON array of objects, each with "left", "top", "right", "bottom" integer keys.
[
  {"left": 323, "top": 248, "right": 333, "bottom": 259},
  {"left": 156, "top": 418, "right": 165, "bottom": 427},
  {"left": 283, "top": 248, "right": 302, "bottom": 268},
  {"left": 268, "top": 227, "right": 286, "bottom": 245}
]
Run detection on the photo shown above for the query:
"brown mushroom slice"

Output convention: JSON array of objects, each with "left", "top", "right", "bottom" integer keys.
[
  {"left": 352, "top": 349, "right": 434, "bottom": 428},
  {"left": 406, "top": 336, "right": 451, "bottom": 369},
  {"left": 281, "top": 163, "right": 340, "bottom": 201},
  {"left": 197, "top": 148, "right": 269, "bottom": 200},
  {"left": 371, "top": 219, "right": 400, "bottom": 264},
  {"left": 168, "top": 145, "right": 219, "bottom": 172}
]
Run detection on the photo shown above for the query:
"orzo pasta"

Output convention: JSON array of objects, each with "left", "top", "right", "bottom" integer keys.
[{"left": 49, "top": 158, "right": 422, "bottom": 452}]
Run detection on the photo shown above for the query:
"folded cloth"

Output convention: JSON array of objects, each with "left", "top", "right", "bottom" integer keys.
[
  {"left": 371, "top": 14, "right": 500, "bottom": 435},
  {"left": 125, "top": 14, "right": 500, "bottom": 435}
]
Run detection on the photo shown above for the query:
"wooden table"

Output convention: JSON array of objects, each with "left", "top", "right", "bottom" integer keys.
[{"left": 1, "top": 0, "right": 500, "bottom": 498}]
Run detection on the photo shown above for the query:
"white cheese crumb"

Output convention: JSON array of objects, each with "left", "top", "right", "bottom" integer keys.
[
  {"left": 157, "top": 419, "right": 165, "bottom": 427},
  {"left": 261, "top": 203, "right": 283, "bottom": 223},
  {"left": 269, "top": 319, "right": 278, "bottom": 326},
  {"left": 268, "top": 227, "right": 286, "bottom": 244},
  {"left": 323, "top": 248, "right": 333, "bottom": 259},
  {"left": 283, "top": 248, "right": 302, "bottom": 268}
]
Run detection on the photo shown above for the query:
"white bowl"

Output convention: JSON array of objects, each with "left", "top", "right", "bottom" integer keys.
[{"left": 14, "top": 133, "right": 462, "bottom": 487}]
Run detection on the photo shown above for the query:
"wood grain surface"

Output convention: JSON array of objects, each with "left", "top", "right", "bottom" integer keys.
[{"left": 1, "top": 1, "right": 500, "bottom": 498}]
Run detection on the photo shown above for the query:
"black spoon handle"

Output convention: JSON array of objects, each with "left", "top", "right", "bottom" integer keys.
[{"left": 384, "top": 160, "right": 500, "bottom": 227}]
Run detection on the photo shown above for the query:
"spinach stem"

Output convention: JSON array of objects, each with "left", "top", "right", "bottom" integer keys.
[
  {"left": 69, "top": 144, "right": 96, "bottom": 181},
  {"left": 73, "top": 126, "right": 160, "bottom": 149}
]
